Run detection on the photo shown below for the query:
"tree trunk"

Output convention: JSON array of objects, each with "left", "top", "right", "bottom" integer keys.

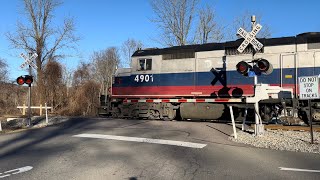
[{"left": 36, "top": 58, "right": 44, "bottom": 106}]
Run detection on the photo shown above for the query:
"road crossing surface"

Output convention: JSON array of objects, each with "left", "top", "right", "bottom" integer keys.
[{"left": 0, "top": 118, "right": 319, "bottom": 179}]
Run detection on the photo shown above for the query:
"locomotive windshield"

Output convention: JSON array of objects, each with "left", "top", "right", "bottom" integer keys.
[{"left": 138, "top": 58, "right": 152, "bottom": 71}]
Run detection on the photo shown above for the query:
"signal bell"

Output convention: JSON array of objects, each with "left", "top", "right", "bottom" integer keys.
[{"left": 16, "top": 75, "right": 33, "bottom": 86}]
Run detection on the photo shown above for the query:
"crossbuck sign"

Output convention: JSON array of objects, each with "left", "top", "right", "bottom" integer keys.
[
  {"left": 20, "top": 52, "right": 38, "bottom": 69},
  {"left": 237, "top": 24, "right": 263, "bottom": 53}
]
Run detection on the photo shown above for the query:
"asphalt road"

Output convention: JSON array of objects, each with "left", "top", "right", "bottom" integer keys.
[{"left": 0, "top": 118, "right": 319, "bottom": 180}]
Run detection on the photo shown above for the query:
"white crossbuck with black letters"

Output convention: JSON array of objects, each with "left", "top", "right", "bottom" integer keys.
[
  {"left": 20, "top": 52, "right": 38, "bottom": 69},
  {"left": 237, "top": 24, "right": 263, "bottom": 53}
]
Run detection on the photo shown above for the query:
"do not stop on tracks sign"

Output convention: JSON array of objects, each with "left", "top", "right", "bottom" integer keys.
[
  {"left": 298, "top": 75, "right": 318, "bottom": 144},
  {"left": 298, "top": 76, "right": 319, "bottom": 99}
]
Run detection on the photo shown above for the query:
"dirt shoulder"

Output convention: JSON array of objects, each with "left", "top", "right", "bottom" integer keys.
[{"left": 0, "top": 116, "right": 70, "bottom": 134}]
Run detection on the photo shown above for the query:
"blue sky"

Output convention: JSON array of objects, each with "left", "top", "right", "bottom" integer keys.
[{"left": 1, "top": 0, "right": 320, "bottom": 81}]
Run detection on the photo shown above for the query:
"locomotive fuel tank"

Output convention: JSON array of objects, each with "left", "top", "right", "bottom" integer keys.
[{"left": 180, "top": 103, "right": 225, "bottom": 120}]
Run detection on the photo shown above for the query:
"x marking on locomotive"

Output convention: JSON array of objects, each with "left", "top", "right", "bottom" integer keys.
[{"left": 211, "top": 68, "right": 226, "bottom": 87}]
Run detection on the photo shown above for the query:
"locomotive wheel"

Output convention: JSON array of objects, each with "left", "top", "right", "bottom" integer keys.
[
  {"left": 112, "top": 108, "right": 121, "bottom": 118},
  {"left": 149, "top": 110, "right": 160, "bottom": 120},
  {"left": 163, "top": 109, "right": 176, "bottom": 121}
]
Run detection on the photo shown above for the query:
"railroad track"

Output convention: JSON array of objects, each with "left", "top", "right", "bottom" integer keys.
[{"left": 256, "top": 124, "right": 320, "bottom": 132}]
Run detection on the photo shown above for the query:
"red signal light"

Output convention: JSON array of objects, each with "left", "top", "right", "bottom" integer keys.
[
  {"left": 24, "top": 75, "right": 33, "bottom": 85},
  {"left": 16, "top": 75, "right": 34, "bottom": 85},
  {"left": 236, "top": 61, "right": 251, "bottom": 76},
  {"left": 16, "top": 76, "right": 25, "bottom": 85},
  {"left": 256, "top": 59, "right": 273, "bottom": 75},
  {"left": 238, "top": 63, "right": 247, "bottom": 72},
  {"left": 257, "top": 60, "right": 267, "bottom": 71}
]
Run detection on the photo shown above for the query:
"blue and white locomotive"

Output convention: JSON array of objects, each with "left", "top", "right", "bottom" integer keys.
[{"left": 101, "top": 32, "right": 320, "bottom": 123}]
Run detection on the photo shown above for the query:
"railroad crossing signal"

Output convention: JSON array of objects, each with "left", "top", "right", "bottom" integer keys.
[
  {"left": 256, "top": 58, "right": 273, "bottom": 75},
  {"left": 236, "top": 61, "right": 252, "bottom": 76},
  {"left": 16, "top": 75, "right": 33, "bottom": 86},
  {"left": 20, "top": 52, "right": 38, "bottom": 69},
  {"left": 237, "top": 24, "right": 264, "bottom": 53},
  {"left": 236, "top": 59, "right": 273, "bottom": 76}
]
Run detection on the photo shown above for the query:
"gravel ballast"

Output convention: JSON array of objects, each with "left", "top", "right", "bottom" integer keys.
[{"left": 230, "top": 129, "right": 320, "bottom": 154}]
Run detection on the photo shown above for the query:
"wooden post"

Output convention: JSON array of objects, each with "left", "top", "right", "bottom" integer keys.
[
  {"left": 22, "top": 104, "right": 26, "bottom": 115},
  {"left": 40, "top": 104, "right": 42, "bottom": 116}
]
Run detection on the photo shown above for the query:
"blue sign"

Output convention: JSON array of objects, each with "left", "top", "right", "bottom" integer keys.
[{"left": 248, "top": 71, "right": 256, "bottom": 77}]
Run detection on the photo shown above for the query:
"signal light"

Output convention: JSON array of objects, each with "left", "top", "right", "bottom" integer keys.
[
  {"left": 17, "top": 76, "right": 25, "bottom": 85},
  {"left": 236, "top": 59, "right": 273, "bottom": 76},
  {"left": 236, "top": 61, "right": 252, "bottom": 76},
  {"left": 16, "top": 75, "right": 33, "bottom": 86},
  {"left": 256, "top": 59, "right": 273, "bottom": 75},
  {"left": 24, "top": 75, "right": 33, "bottom": 85}
]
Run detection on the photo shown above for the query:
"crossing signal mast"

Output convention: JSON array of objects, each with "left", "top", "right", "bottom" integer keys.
[
  {"left": 235, "top": 15, "right": 275, "bottom": 136},
  {"left": 19, "top": 52, "right": 38, "bottom": 127}
]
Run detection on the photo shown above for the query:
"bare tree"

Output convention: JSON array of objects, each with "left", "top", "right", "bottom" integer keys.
[
  {"left": 6, "top": 0, "right": 80, "bottom": 105},
  {"left": 92, "top": 47, "right": 121, "bottom": 95},
  {"left": 150, "top": 0, "right": 199, "bottom": 46},
  {"left": 72, "top": 61, "right": 92, "bottom": 87},
  {"left": 195, "top": 5, "right": 223, "bottom": 44},
  {"left": 121, "top": 38, "right": 143, "bottom": 67},
  {"left": 227, "top": 11, "right": 271, "bottom": 40},
  {"left": 61, "top": 61, "right": 100, "bottom": 116},
  {"left": 0, "top": 58, "right": 14, "bottom": 115},
  {"left": 43, "top": 60, "right": 63, "bottom": 109},
  {"left": 61, "top": 64, "right": 73, "bottom": 98},
  {"left": 0, "top": 58, "right": 8, "bottom": 83},
  {"left": 68, "top": 80, "right": 100, "bottom": 116}
]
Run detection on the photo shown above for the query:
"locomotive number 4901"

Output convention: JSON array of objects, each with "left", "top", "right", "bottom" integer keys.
[{"left": 134, "top": 74, "right": 154, "bottom": 83}]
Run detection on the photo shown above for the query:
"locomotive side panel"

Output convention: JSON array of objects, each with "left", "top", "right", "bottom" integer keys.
[
  {"left": 114, "top": 37, "right": 320, "bottom": 99},
  {"left": 316, "top": 52, "right": 320, "bottom": 75},
  {"left": 195, "top": 56, "right": 228, "bottom": 97},
  {"left": 160, "top": 57, "right": 197, "bottom": 96}
]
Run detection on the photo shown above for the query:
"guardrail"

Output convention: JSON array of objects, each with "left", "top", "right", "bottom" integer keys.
[{"left": 17, "top": 104, "right": 52, "bottom": 116}]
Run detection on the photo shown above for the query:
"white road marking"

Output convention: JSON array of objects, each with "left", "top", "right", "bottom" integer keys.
[
  {"left": 73, "top": 133, "right": 207, "bottom": 149},
  {"left": 0, "top": 166, "right": 33, "bottom": 178},
  {"left": 279, "top": 167, "right": 320, "bottom": 173}
]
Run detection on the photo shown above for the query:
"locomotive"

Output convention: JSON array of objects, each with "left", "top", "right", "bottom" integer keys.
[{"left": 99, "top": 32, "right": 320, "bottom": 123}]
